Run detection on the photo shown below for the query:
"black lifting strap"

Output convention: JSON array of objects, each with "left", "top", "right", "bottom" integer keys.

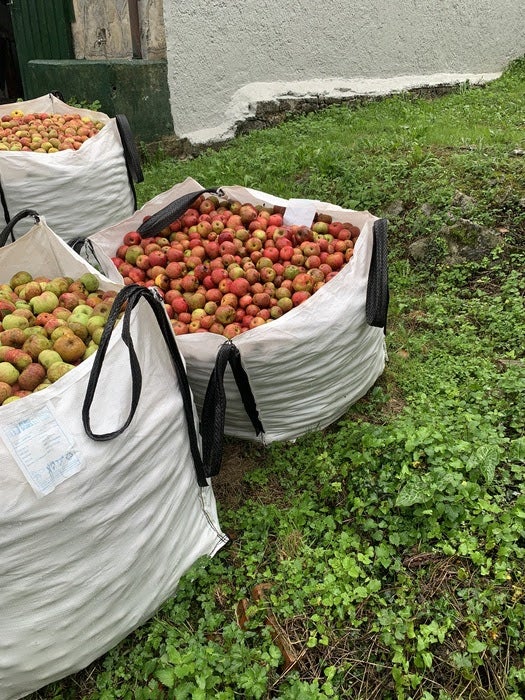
[
  {"left": 366, "top": 218, "right": 389, "bottom": 331},
  {"left": 115, "top": 114, "right": 144, "bottom": 185},
  {"left": 67, "top": 236, "right": 87, "bottom": 254},
  {"left": 82, "top": 284, "right": 209, "bottom": 487},
  {"left": 201, "top": 341, "right": 264, "bottom": 478},
  {"left": 116, "top": 114, "right": 144, "bottom": 211},
  {"left": 67, "top": 237, "right": 104, "bottom": 275},
  {"left": 0, "top": 179, "right": 11, "bottom": 229},
  {"left": 137, "top": 187, "right": 220, "bottom": 239},
  {"left": 0, "top": 209, "right": 40, "bottom": 247}
]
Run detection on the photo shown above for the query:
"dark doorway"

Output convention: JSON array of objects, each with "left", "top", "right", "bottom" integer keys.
[
  {"left": 0, "top": 1, "right": 75, "bottom": 101},
  {"left": 0, "top": 0, "right": 23, "bottom": 103}
]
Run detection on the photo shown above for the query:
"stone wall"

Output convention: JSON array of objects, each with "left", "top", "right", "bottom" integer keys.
[{"left": 71, "top": 0, "right": 165, "bottom": 60}]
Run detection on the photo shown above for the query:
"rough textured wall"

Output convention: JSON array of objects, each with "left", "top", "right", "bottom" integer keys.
[
  {"left": 162, "top": 0, "right": 525, "bottom": 144},
  {"left": 71, "top": 0, "right": 165, "bottom": 60}
]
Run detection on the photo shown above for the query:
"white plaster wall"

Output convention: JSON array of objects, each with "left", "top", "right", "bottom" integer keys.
[{"left": 162, "top": 0, "right": 525, "bottom": 144}]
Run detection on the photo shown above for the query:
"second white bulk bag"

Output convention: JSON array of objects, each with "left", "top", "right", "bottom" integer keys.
[{"left": 88, "top": 178, "right": 389, "bottom": 443}]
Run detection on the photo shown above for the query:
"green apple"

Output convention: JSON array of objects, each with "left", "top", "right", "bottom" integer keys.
[
  {"left": 12, "top": 308, "right": 35, "bottom": 324},
  {"left": 0, "top": 361, "right": 19, "bottom": 385},
  {"left": 79, "top": 272, "right": 99, "bottom": 292},
  {"left": 34, "top": 380, "right": 51, "bottom": 392},
  {"left": 82, "top": 341, "right": 98, "bottom": 360},
  {"left": 23, "top": 326, "right": 47, "bottom": 337},
  {"left": 91, "top": 325, "right": 105, "bottom": 345},
  {"left": 9, "top": 271, "right": 32, "bottom": 289},
  {"left": 45, "top": 277, "right": 70, "bottom": 297},
  {"left": 47, "top": 361, "right": 75, "bottom": 383},
  {"left": 86, "top": 314, "right": 106, "bottom": 337},
  {"left": 38, "top": 349, "right": 63, "bottom": 370},
  {"left": 2, "top": 314, "right": 29, "bottom": 330},
  {"left": 50, "top": 326, "right": 74, "bottom": 343},
  {"left": 68, "top": 312, "right": 91, "bottom": 327},
  {"left": 30, "top": 291, "right": 59, "bottom": 315},
  {"left": 73, "top": 304, "right": 93, "bottom": 318}
]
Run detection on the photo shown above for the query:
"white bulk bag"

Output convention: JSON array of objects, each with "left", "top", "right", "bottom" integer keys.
[
  {"left": 89, "top": 178, "right": 388, "bottom": 443},
  {"left": 0, "top": 217, "right": 227, "bottom": 700},
  {"left": 0, "top": 94, "right": 141, "bottom": 242}
]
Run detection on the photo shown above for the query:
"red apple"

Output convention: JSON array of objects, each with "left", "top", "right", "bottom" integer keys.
[{"left": 123, "top": 231, "right": 141, "bottom": 246}]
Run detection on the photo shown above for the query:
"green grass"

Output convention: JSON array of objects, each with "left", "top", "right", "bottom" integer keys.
[
  {"left": 33, "top": 58, "right": 525, "bottom": 699},
  {"left": 137, "top": 58, "right": 524, "bottom": 248}
]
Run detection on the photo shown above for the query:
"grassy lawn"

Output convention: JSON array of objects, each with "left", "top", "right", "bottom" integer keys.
[{"left": 34, "top": 58, "right": 524, "bottom": 699}]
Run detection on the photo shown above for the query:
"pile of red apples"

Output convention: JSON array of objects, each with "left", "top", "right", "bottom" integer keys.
[{"left": 111, "top": 195, "right": 360, "bottom": 339}]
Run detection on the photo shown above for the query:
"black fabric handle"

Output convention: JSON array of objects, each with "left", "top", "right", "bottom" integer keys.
[
  {"left": 67, "top": 237, "right": 104, "bottom": 276},
  {"left": 115, "top": 113, "right": 144, "bottom": 212},
  {"left": 201, "top": 341, "right": 264, "bottom": 477},
  {"left": 82, "top": 285, "right": 209, "bottom": 487},
  {"left": 67, "top": 236, "right": 88, "bottom": 254},
  {"left": 366, "top": 218, "right": 389, "bottom": 330},
  {"left": 81, "top": 285, "right": 143, "bottom": 441},
  {"left": 137, "top": 187, "right": 220, "bottom": 239},
  {"left": 0, "top": 179, "right": 10, "bottom": 228},
  {"left": 115, "top": 114, "right": 144, "bottom": 185},
  {"left": 0, "top": 209, "right": 40, "bottom": 247}
]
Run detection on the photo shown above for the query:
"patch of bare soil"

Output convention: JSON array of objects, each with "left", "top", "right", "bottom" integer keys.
[{"left": 211, "top": 439, "right": 266, "bottom": 509}]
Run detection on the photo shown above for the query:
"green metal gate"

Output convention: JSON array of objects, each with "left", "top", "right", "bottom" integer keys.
[{"left": 10, "top": 0, "right": 75, "bottom": 97}]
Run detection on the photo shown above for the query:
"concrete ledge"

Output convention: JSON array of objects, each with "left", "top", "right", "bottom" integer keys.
[{"left": 180, "top": 72, "right": 501, "bottom": 146}]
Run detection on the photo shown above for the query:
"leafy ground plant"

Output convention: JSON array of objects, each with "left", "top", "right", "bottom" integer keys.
[{"left": 31, "top": 57, "right": 524, "bottom": 699}]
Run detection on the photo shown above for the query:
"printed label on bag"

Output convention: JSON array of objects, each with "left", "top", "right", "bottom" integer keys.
[
  {"left": 283, "top": 199, "right": 318, "bottom": 227},
  {"left": 0, "top": 403, "right": 83, "bottom": 497}
]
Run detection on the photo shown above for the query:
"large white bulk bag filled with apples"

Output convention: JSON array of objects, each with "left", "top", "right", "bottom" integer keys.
[
  {"left": 0, "top": 93, "right": 142, "bottom": 242},
  {"left": 0, "top": 213, "right": 226, "bottom": 700},
  {"left": 89, "top": 177, "right": 389, "bottom": 443}
]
